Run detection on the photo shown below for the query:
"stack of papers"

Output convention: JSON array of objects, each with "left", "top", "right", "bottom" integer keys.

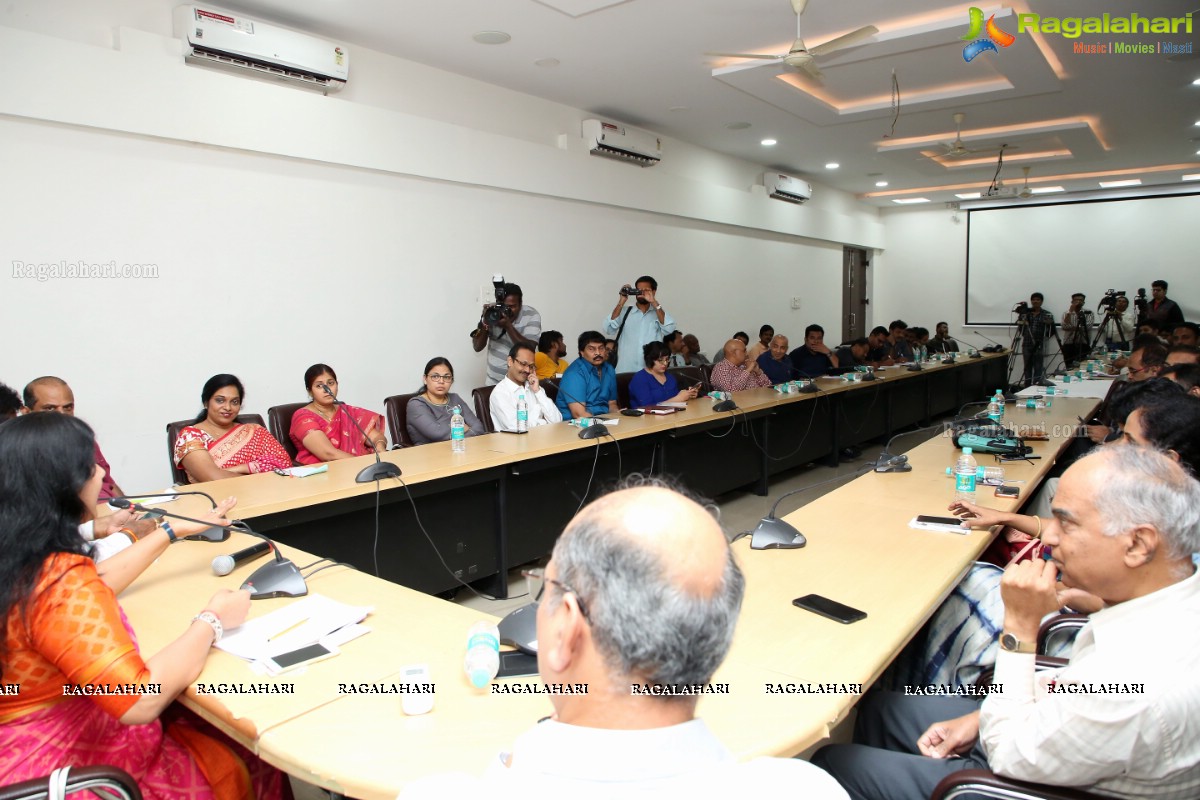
[{"left": 216, "top": 593, "right": 373, "bottom": 661}]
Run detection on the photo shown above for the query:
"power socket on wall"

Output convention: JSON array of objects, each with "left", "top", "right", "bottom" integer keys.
[{"left": 790, "top": 296, "right": 802, "bottom": 309}]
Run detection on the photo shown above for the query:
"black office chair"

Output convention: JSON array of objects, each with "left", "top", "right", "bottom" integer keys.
[
  {"left": 699, "top": 363, "right": 715, "bottom": 390},
  {"left": 615, "top": 371, "right": 634, "bottom": 409},
  {"left": 540, "top": 379, "right": 559, "bottom": 402},
  {"left": 472, "top": 385, "right": 497, "bottom": 433},
  {"left": 383, "top": 393, "right": 419, "bottom": 448},
  {"left": 0, "top": 766, "right": 142, "bottom": 800},
  {"left": 932, "top": 769, "right": 1109, "bottom": 800},
  {"left": 266, "top": 402, "right": 306, "bottom": 466},
  {"left": 668, "top": 365, "right": 709, "bottom": 395},
  {"left": 166, "top": 414, "right": 266, "bottom": 485}
]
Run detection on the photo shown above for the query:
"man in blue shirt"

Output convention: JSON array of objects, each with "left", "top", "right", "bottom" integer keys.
[
  {"left": 757, "top": 335, "right": 796, "bottom": 384},
  {"left": 604, "top": 276, "right": 677, "bottom": 374},
  {"left": 556, "top": 330, "right": 619, "bottom": 419},
  {"left": 790, "top": 324, "right": 840, "bottom": 378}
]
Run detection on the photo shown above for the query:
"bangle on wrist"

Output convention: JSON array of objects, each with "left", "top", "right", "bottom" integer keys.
[
  {"left": 1033, "top": 515, "right": 1043, "bottom": 539},
  {"left": 119, "top": 528, "right": 138, "bottom": 545},
  {"left": 194, "top": 610, "right": 222, "bottom": 644},
  {"left": 160, "top": 520, "right": 178, "bottom": 543}
]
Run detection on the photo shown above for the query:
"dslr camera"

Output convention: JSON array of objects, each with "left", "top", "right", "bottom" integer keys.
[
  {"left": 1097, "top": 289, "right": 1125, "bottom": 310},
  {"left": 483, "top": 274, "right": 512, "bottom": 326}
]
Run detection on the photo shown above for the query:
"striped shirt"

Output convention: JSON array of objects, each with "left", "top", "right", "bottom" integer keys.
[{"left": 484, "top": 305, "right": 541, "bottom": 385}]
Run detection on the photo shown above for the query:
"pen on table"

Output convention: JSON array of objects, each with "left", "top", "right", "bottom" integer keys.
[{"left": 268, "top": 617, "right": 310, "bottom": 641}]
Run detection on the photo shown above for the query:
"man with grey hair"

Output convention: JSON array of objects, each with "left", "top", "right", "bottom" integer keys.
[
  {"left": 401, "top": 476, "right": 847, "bottom": 797},
  {"left": 815, "top": 445, "right": 1200, "bottom": 799}
]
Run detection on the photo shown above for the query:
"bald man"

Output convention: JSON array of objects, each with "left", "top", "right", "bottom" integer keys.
[
  {"left": 709, "top": 338, "right": 772, "bottom": 393},
  {"left": 401, "top": 477, "right": 847, "bottom": 797},
  {"left": 23, "top": 376, "right": 123, "bottom": 500},
  {"left": 815, "top": 446, "right": 1200, "bottom": 799}
]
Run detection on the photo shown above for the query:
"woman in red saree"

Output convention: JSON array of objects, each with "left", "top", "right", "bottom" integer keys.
[
  {"left": 174, "top": 374, "right": 292, "bottom": 483},
  {"left": 0, "top": 412, "right": 288, "bottom": 800},
  {"left": 289, "top": 364, "right": 387, "bottom": 464}
]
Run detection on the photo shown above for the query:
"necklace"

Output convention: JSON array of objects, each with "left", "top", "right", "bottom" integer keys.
[{"left": 309, "top": 401, "right": 336, "bottom": 421}]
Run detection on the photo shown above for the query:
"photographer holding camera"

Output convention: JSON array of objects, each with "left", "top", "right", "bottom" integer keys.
[
  {"left": 604, "top": 276, "right": 676, "bottom": 374},
  {"left": 472, "top": 278, "right": 542, "bottom": 385},
  {"left": 1097, "top": 291, "right": 1135, "bottom": 351},
  {"left": 1016, "top": 292, "right": 1055, "bottom": 384},
  {"left": 1060, "top": 292, "right": 1094, "bottom": 367}
]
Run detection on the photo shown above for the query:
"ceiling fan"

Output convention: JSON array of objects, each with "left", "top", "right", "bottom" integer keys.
[
  {"left": 706, "top": 0, "right": 878, "bottom": 79},
  {"left": 926, "top": 113, "right": 1018, "bottom": 160}
]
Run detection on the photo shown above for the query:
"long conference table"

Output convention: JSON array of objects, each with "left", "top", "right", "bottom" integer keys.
[{"left": 116, "top": 354, "right": 1106, "bottom": 798}]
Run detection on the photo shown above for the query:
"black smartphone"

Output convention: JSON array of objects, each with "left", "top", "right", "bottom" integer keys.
[
  {"left": 496, "top": 650, "right": 539, "bottom": 678},
  {"left": 994, "top": 485, "right": 1020, "bottom": 498},
  {"left": 792, "top": 594, "right": 867, "bottom": 624},
  {"left": 915, "top": 515, "right": 964, "bottom": 527}
]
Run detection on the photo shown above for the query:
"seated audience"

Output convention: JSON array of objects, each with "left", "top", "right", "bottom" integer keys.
[
  {"left": 886, "top": 319, "right": 913, "bottom": 362},
  {"left": 789, "top": 324, "right": 839, "bottom": 377},
  {"left": 928, "top": 322, "right": 958, "bottom": 354},
  {"left": 1127, "top": 341, "right": 1168, "bottom": 381},
  {"left": 834, "top": 338, "right": 870, "bottom": 368},
  {"left": 23, "top": 376, "right": 123, "bottom": 500},
  {"left": 1163, "top": 363, "right": 1200, "bottom": 397},
  {"left": 290, "top": 363, "right": 386, "bottom": 464},
  {"left": 1172, "top": 322, "right": 1200, "bottom": 347},
  {"left": 407, "top": 358, "right": 483, "bottom": 445},
  {"left": 1110, "top": 332, "right": 1163, "bottom": 371},
  {"left": 0, "top": 412, "right": 287, "bottom": 800},
  {"left": 681, "top": 333, "right": 711, "bottom": 366},
  {"left": 491, "top": 342, "right": 562, "bottom": 431},
  {"left": 173, "top": 374, "right": 291, "bottom": 483},
  {"left": 629, "top": 342, "right": 699, "bottom": 408},
  {"left": 1167, "top": 344, "right": 1200, "bottom": 367},
  {"left": 535, "top": 330, "right": 568, "bottom": 380},
  {"left": 815, "top": 445, "right": 1200, "bottom": 799},
  {"left": 757, "top": 335, "right": 796, "bottom": 385},
  {"left": 663, "top": 331, "right": 687, "bottom": 368},
  {"left": 710, "top": 338, "right": 771, "bottom": 392},
  {"left": 747, "top": 324, "right": 774, "bottom": 362},
  {"left": 399, "top": 476, "right": 848, "bottom": 798},
  {"left": 865, "top": 326, "right": 893, "bottom": 367},
  {"left": 732, "top": 331, "right": 750, "bottom": 347},
  {"left": 0, "top": 382, "right": 20, "bottom": 420},
  {"left": 910, "top": 327, "right": 930, "bottom": 362},
  {"left": 556, "top": 331, "right": 618, "bottom": 419}
]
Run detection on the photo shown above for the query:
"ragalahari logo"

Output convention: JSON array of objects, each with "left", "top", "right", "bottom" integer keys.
[{"left": 962, "top": 7, "right": 1015, "bottom": 61}]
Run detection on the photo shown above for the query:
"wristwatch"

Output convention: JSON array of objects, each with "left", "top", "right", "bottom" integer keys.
[
  {"left": 999, "top": 632, "right": 1036, "bottom": 654},
  {"left": 194, "top": 610, "right": 223, "bottom": 644}
]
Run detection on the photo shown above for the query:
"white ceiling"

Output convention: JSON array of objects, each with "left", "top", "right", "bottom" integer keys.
[{"left": 211, "top": 0, "right": 1199, "bottom": 205}]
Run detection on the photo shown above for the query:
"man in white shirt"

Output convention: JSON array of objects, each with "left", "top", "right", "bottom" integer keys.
[
  {"left": 813, "top": 445, "right": 1200, "bottom": 799},
  {"left": 399, "top": 477, "right": 848, "bottom": 799},
  {"left": 490, "top": 342, "right": 562, "bottom": 432}
]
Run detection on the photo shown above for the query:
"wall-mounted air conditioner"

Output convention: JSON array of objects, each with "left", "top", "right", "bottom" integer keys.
[
  {"left": 174, "top": 5, "right": 349, "bottom": 93},
  {"left": 765, "top": 172, "right": 813, "bottom": 204},
  {"left": 582, "top": 119, "right": 662, "bottom": 167}
]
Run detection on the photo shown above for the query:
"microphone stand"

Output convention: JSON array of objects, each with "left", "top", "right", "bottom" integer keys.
[
  {"left": 319, "top": 384, "right": 402, "bottom": 483},
  {"left": 108, "top": 497, "right": 229, "bottom": 542}
]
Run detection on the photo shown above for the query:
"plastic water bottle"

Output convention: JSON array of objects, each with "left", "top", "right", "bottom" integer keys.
[
  {"left": 986, "top": 396, "right": 1002, "bottom": 423},
  {"left": 946, "top": 465, "right": 1004, "bottom": 485},
  {"left": 450, "top": 406, "right": 466, "bottom": 453},
  {"left": 954, "top": 447, "right": 978, "bottom": 503},
  {"left": 463, "top": 621, "right": 499, "bottom": 688},
  {"left": 516, "top": 392, "right": 529, "bottom": 433},
  {"left": 992, "top": 390, "right": 1006, "bottom": 421}
]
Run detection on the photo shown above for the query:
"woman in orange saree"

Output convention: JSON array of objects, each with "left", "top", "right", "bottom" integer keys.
[
  {"left": 174, "top": 374, "right": 292, "bottom": 483},
  {"left": 0, "top": 413, "right": 288, "bottom": 800}
]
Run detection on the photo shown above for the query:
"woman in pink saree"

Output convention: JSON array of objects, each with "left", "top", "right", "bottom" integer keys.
[
  {"left": 174, "top": 374, "right": 292, "bottom": 483},
  {"left": 0, "top": 412, "right": 289, "bottom": 800},
  {"left": 289, "top": 364, "right": 387, "bottom": 464}
]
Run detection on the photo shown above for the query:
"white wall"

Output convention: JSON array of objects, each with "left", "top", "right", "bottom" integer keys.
[{"left": 0, "top": 2, "right": 881, "bottom": 490}]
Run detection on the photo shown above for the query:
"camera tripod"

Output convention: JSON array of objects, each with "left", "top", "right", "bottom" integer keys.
[
  {"left": 1090, "top": 308, "right": 1128, "bottom": 354},
  {"left": 1007, "top": 312, "right": 1062, "bottom": 389}
]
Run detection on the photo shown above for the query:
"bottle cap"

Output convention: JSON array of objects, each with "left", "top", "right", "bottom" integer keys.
[
  {"left": 962, "top": 447, "right": 973, "bottom": 455},
  {"left": 452, "top": 406, "right": 460, "bottom": 414},
  {"left": 468, "top": 668, "right": 491, "bottom": 689}
]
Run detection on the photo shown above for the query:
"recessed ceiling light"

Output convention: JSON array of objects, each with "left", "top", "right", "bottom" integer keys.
[
  {"left": 473, "top": 30, "right": 512, "bottom": 44},
  {"left": 1194, "top": 78, "right": 1200, "bottom": 86},
  {"left": 1030, "top": 186, "right": 1065, "bottom": 194},
  {"left": 955, "top": 192, "right": 982, "bottom": 199},
  {"left": 892, "top": 198, "right": 930, "bottom": 204},
  {"left": 761, "top": 139, "right": 777, "bottom": 146},
  {"left": 825, "top": 162, "right": 840, "bottom": 170},
  {"left": 1194, "top": 120, "right": 1200, "bottom": 126},
  {"left": 1099, "top": 179, "right": 1142, "bottom": 188},
  {"left": 1183, "top": 173, "right": 1200, "bottom": 181},
  {"left": 875, "top": 180, "right": 889, "bottom": 187},
  {"left": 534, "top": 57, "right": 560, "bottom": 67},
  {"left": 726, "top": 122, "right": 752, "bottom": 130}
]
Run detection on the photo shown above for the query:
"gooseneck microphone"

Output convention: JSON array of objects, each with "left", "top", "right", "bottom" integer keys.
[
  {"left": 318, "top": 384, "right": 403, "bottom": 483},
  {"left": 211, "top": 540, "right": 273, "bottom": 576},
  {"left": 108, "top": 498, "right": 230, "bottom": 543}
]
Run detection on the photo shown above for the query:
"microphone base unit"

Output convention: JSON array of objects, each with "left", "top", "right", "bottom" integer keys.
[
  {"left": 712, "top": 399, "right": 738, "bottom": 412},
  {"left": 241, "top": 558, "right": 308, "bottom": 599},
  {"left": 860, "top": 373, "right": 877, "bottom": 381},
  {"left": 906, "top": 364, "right": 924, "bottom": 372},
  {"left": 796, "top": 383, "right": 819, "bottom": 394},
  {"left": 185, "top": 525, "right": 232, "bottom": 543},
  {"left": 498, "top": 602, "right": 539, "bottom": 655},
  {"left": 749, "top": 516, "right": 807, "bottom": 550},
  {"left": 578, "top": 424, "right": 609, "bottom": 440},
  {"left": 355, "top": 461, "right": 403, "bottom": 483}
]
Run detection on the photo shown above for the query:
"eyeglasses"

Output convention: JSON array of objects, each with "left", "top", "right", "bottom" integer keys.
[
  {"left": 522, "top": 567, "right": 591, "bottom": 623},
  {"left": 427, "top": 373, "right": 454, "bottom": 383},
  {"left": 512, "top": 358, "right": 536, "bottom": 370},
  {"left": 654, "top": 357, "right": 670, "bottom": 364}
]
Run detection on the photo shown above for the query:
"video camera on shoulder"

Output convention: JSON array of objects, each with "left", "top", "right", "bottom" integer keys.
[
  {"left": 484, "top": 274, "right": 513, "bottom": 326},
  {"left": 1012, "top": 301, "right": 1031, "bottom": 315}
]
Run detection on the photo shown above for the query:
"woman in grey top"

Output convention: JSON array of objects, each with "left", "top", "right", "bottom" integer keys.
[{"left": 406, "top": 357, "right": 484, "bottom": 445}]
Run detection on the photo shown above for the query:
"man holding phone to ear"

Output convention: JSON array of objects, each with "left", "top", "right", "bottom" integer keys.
[{"left": 490, "top": 342, "right": 562, "bottom": 432}]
